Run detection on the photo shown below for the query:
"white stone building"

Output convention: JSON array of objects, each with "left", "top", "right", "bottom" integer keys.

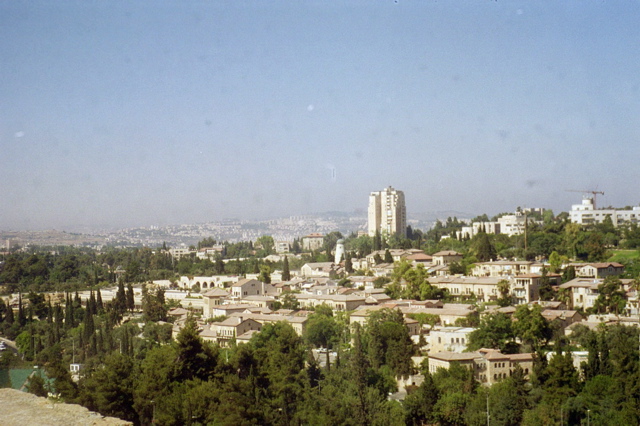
[
  {"left": 368, "top": 186, "right": 407, "bottom": 238},
  {"left": 570, "top": 197, "right": 640, "bottom": 226}
]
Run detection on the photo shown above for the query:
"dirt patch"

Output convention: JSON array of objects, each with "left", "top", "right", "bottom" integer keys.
[{"left": 0, "top": 388, "right": 132, "bottom": 425}]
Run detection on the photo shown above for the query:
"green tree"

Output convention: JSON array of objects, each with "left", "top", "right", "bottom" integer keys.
[
  {"left": 365, "top": 308, "right": 415, "bottom": 375},
  {"left": 174, "top": 317, "right": 218, "bottom": 382},
  {"left": 594, "top": 276, "right": 627, "bottom": 315},
  {"left": 496, "top": 279, "right": 512, "bottom": 307},
  {"left": 305, "top": 312, "right": 339, "bottom": 370},
  {"left": 486, "top": 365, "right": 530, "bottom": 426},
  {"left": 259, "top": 264, "right": 272, "bottom": 284},
  {"left": 255, "top": 235, "right": 275, "bottom": 255},
  {"left": 513, "top": 304, "right": 552, "bottom": 351},
  {"left": 538, "top": 267, "right": 554, "bottom": 301},
  {"left": 133, "top": 344, "right": 178, "bottom": 424},
  {"left": 474, "top": 232, "right": 497, "bottom": 262},
  {"left": 79, "top": 352, "right": 137, "bottom": 422},
  {"left": 26, "top": 372, "right": 49, "bottom": 397},
  {"left": 468, "top": 312, "right": 516, "bottom": 353},
  {"left": 404, "top": 372, "right": 439, "bottom": 425},
  {"left": 282, "top": 256, "right": 291, "bottom": 281},
  {"left": 126, "top": 282, "right": 135, "bottom": 312},
  {"left": 345, "top": 253, "right": 353, "bottom": 273},
  {"left": 548, "top": 251, "right": 563, "bottom": 273},
  {"left": 251, "top": 322, "right": 308, "bottom": 424}
]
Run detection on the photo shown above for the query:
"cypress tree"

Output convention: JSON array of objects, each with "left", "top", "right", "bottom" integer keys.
[
  {"left": 96, "top": 329, "right": 103, "bottom": 355},
  {"left": 96, "top": 289, "right": 104, "bottom": 314},
  {"left": 54, "top": 303, "right": 63, "bottom": 327},
  {"left": 89, "top": 333, "right": 97, "bottom": 358},
  {"left": 126, "top": 283, "right": 135, "bottom": 312},
  {"left": 384, "top": 249, "right": 393, "bottom": 264},
  {"left": 215, "top": 256, "right": 225, "bottom": 274},
  {"left": 84, "top": 300, "right": 95, "bottom": 347},
  {"left": 17, "top": 293, "right": 26, "bottom": 326},
  {"left": 345, "top": 253, "right": 353, "bottom": 273},
  {"left": 73, "top": 291, "right": 84, "bottom": 325},
  {"left": 5, "top": 301, "right": 14, "bottom": 325},
  {"left": 89, "top": 290, "right": 96, "bottom": 315},
  {"left": 47, "top": 300, "right": 53, "bottom": 324},
  {"left": 282, "top": 256, "right": 291, "bottom": 281},
  {"left": 64, "top": 293, "right": 73, "bottom": 329},
  {"left": 103, "top": 324, "right": 113, "bottom": 353},
  {"left": 115, "top": 280, "right": 126, "bottom": 314}
]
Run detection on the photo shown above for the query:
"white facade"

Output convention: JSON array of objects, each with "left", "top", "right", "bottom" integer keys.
[
  {"left": 231, "top": 279, "right": 266, "bottom": 298},
  {"left": 429, "top": 327, "right": 475, "bottom": 353},
  {"left": 458, "top": 210, "right": 543, "bottom": 238},
  {"left": 570, "top": 197, "right": 640, "bottom": 226},
  {"left": 334, "top": 239, "right": 345, "bottom": 264},
  {"left": 559, "top": 278, "right": 601, "bottom": 310},
  {"left": 368, "top": 186, "right": 407, "bottom": 238}
]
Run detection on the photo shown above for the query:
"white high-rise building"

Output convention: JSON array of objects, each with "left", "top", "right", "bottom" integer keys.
[{"left": 368, "top": 186, "right": 407, "bottom": 238}]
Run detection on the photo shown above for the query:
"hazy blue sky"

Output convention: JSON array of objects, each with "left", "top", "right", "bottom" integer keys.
[{"left": 2, "top": 1, "right": 639, "bottom": 230}]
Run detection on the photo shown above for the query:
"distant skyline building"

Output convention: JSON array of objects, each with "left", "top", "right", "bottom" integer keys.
[{"left": 368, "top": 186, "right": 407, "bottom": 238}]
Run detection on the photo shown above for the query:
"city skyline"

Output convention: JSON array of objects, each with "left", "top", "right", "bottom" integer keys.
[{"left": 2, "top": 2, "right": 640, "bottom": 231}]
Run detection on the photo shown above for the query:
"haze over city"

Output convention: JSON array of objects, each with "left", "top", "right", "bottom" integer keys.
[{"left": 2, "top": 1, "right": 639, "bottom": 231}]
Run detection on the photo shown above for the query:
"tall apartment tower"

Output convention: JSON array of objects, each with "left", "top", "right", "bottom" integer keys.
[{"left": 368, "top": 186, "right": 407, "bottom": 238}]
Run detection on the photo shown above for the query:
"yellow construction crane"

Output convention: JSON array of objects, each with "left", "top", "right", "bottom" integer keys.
[{"left": 566, "top": 189, "right": 605, "bottom": 209}]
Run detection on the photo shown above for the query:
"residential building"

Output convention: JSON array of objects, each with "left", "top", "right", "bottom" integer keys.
[
  {"left": 201, "top": 288, "right": 231, "bottom": 319},
  {"left": 349, "top": 275, "right": 377, "bottom": 290},
  {"left": 301, "top": 233, "right": 324, "bottom": 251},
  {"left": 365, "top": 248, "right": 425, "bottom": 267},
  {"left": 275, "top": 241, "right": 290, "bottom": 254},
  {"left": 231, "top": 279, "right": 266, "bottom": 298},
  {"left": 229, "top": 312, "right": 309, "bottom": 335},
  {"left": 540, "top": 310, "right": 583, "bottom": 329},
  {"left": 301, "top": 262, "right": 339, "bottom": 278},
  {"left": 429, "top": 275, "right": 541, "bottom": 304},
  {"left": 195, "top": 245, "right": 225, "bottom": 260},
  {"left": 368, "top": 186, "right": 407, "bottom": 238},
  {"left": 557, "top": 277, "right": 633, "bottom": 310},
  {"left": 512, "top": 274, "right": 541, "bottom": 304},
  {"left": 471, "top": 260, "right": 534, "bottom": 277},
  {"left": 574, "top": 262, "right": 625, "bottom": 278},
  {"left": 429, "top": 348, "right": 533, "bottom": 386},
  {"left": 169, "top": 247, "right": 195, "bottom": 259},
  {"left": 432, "top": 251, "right": 462, "bottom": 266},
  {"left": 558, "top": 278, "right": 603, "bottom": 310},
  {"left": 428, "top": 327, "right": 476, "bottom": 353},
  {"left": 296, "top": 293, "right": 367, "bottom": 311},
  {"left": 457, "top": 209, "right": 544, "bottom": 238},
  {"left": 201, "top": 317, "right": 262, "bottom": 347},
  {"left": 570, "top": 197, "right": 640, "bottom": 226}
]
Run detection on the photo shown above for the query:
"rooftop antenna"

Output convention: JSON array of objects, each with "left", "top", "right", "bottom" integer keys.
[{"left": 566, "top": 189, "right": 605, "bottom": 209}]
